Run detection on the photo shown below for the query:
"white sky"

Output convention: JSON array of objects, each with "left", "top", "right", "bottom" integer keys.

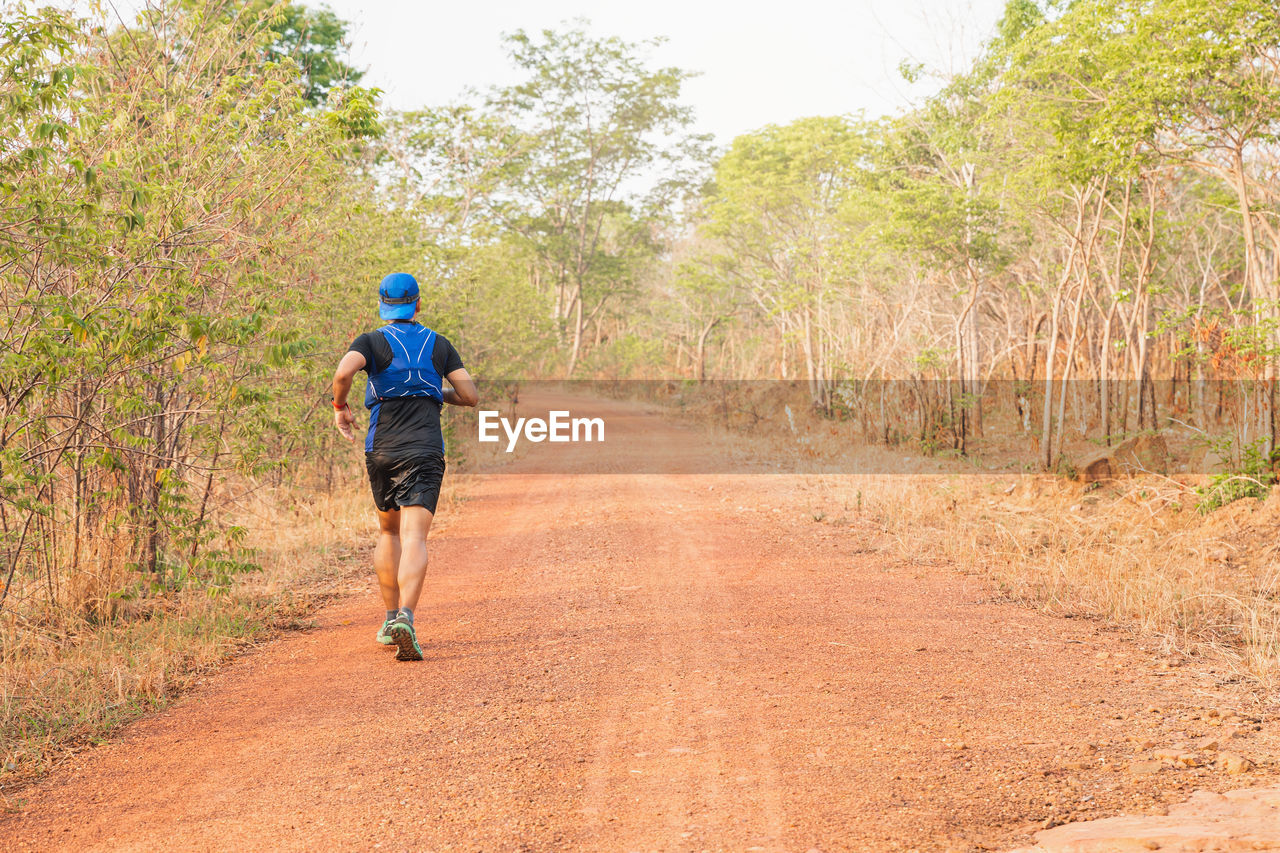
[
  {"left": 83, "top": 1, "right": 1010, "bottom": 143},
  {"left": 291, "top": 0, "right": 1008, "bottom": 145}
]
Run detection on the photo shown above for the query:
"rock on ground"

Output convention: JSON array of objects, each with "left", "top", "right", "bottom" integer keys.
[
  {"left": 1008, "top": 787, "right": 1280, "bottom": 852},
  {"left": 1079, "top": 433, "right": 1173, "bottom": 483}
]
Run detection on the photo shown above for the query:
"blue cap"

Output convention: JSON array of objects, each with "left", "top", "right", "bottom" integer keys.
[{"left": 378, "top": 272, "right": 419, "bottom": 321}]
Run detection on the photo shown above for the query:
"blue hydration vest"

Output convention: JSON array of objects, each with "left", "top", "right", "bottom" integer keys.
[{"left": 364, "top": 323, "right": 443, "bottom": 452}]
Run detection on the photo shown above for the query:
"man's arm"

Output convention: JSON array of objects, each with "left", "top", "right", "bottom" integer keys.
[
  {"left": 442, "top": 367, "right": 478, "bottom": 407},
  {"left": 332, "top": 350, "right": 366, "bottom": 441}
]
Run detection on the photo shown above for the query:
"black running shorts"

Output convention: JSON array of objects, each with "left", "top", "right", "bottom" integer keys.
[{"left": 365, "top": 451, "right": 446, "bottom": 514}]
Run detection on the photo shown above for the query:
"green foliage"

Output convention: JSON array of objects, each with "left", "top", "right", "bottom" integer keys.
[
  {"left": 698, "top": 117, "right": 872, "bottom": 395},
  {"left": 1196, "top": 437, "right": 1277, "bottom": 512},
  {"left": 708, "top": 116, "right": 868, "bottom": 243},
  {"left": 578, "top": 334, "right": 665, "bottom": 379},
  {"left": 653, "top": 0, "right": 1280, "bottom": 473},
  {"left": 992, "top": 0, "right": 1280, "bottom": 194},
  {"left": 375, "top": 22, "right": 710, "bottom": 375},
  {"left": 421, "top": 238, "right": 557, "bottom": 379},
  {"left": 325, "top": 85, "right": 384, "bottom": 139},
  {"left": 264, "top": 1, "right": 364, "bottom": 106},
  {"left": 0, "top": 1, "right": 403, "bottom": 623},
  {"left": 992, "top": 0, "right": 1047, "bottom": 50},
  {"left": 178, "top": 0, "right": 365, "bottom": 107}
]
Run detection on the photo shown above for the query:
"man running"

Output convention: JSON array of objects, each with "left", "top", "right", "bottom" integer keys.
[{"left": 331, "top": 272, "right": 478, "bottom": 661}]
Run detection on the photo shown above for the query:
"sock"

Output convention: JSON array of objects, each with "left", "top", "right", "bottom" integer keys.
[
  {"left": 385, "top": 610, "right": 397, "bottom": 622},
  {"left": 397, "top": 607, "right": 414, "bottom": 625}
]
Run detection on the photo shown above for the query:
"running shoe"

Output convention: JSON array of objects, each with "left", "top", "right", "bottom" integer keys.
[
  {"left": 387, "top": 615, "right": 423, "bottom": 662},
  {"left": 376, "top": 618, "right": 396, "bottom": 646}
]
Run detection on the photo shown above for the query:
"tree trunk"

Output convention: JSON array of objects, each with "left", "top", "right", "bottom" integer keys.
[
  {"left": 696, "top": 318, "right": 720, "bottom": 381},
  {"left": 566, "top": 286, "right": 585, "bottom": 375},
  {"left": 1042, "top": 291, "right": 1062, "bottom": 471}
]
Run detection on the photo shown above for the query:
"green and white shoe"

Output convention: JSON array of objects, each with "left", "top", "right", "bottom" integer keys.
[
  {"left": 387, "top": 615, "right": 423, "bottom": 662},
  {"left": 376, "top": 618, "right": 396, "bottom": 646}
]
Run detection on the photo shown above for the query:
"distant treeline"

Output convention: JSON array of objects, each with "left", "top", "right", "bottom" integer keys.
[{"left": 371, "top": 1, "right": 1280, "bottom": 470}]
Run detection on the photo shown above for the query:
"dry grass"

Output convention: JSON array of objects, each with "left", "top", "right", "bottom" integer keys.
[
  {"left": 678, "top": 391, "right": 1280, "bottom": 696},
  {"left": 843, "top": 472, "right": 1280, "bottom": 687},
  {"left": 0, "top": 471, "right": 470, "bottom": 798}
]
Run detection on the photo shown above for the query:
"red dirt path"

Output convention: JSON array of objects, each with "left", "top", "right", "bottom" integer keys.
[{"left": 4, "top": 394, "right": 1276, "bottom": 852}]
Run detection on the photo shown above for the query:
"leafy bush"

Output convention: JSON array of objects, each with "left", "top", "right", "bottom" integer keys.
[
  {"left": 1195, "top": 437, "right": 1277, "bottom": 513},
  {"left": 0, "top": 2, "right": 384, "bottom": 619}
]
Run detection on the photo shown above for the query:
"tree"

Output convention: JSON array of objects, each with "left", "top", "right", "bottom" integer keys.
[
  {"left": 873, "top": 93, "right": 1007, "bottom": 451},
  {"left": 390, "top": 23, "right": 709, "bottom": 375},
  {"left": 172, "top": 0, "right": 364, "bottom": 106},
  {"left": 994, "top": 0, "right": 1280, "bottom": 459},
  {"left": 264, "top": 1, "right": 363, "bottom": 106},
  {"left": 700, "top": 116, "right": 869, "bottom": 408},
  {"left": 0, "top": 0, "right": 382, "bottom": 613}
]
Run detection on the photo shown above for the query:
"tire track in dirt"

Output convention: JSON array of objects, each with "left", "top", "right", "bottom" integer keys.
[
  {"left": 4, "top": 391, "right": 1278, "bottom": 852},
  {"left": 572, "top": 475, "right": 789, "bottom": 851}
]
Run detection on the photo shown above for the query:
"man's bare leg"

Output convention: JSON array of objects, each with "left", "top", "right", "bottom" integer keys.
[
  {"left": 396, "top": 505, "right": 434, "bottom": 611},
  {"left": 374, "top": 508, "right": 402, "bottom": 611},
  {"left": 384, "top": 505, "right": 433, "bottom": 661}
]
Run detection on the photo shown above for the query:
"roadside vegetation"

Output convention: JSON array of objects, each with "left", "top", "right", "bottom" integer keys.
[
  {"left": 853, "top": 468, "right": 1280, "bottom": 692},
  {"left": 5, "top": 0, "right": 1280, "bottom": 786},
  {"left": 0, "top": 0, "right": 399, "bottom": 786}
]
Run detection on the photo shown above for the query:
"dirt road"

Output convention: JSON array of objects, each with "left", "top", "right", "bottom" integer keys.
[{"left": 5, "top": 394, "right": 1276, "bottom": 851}]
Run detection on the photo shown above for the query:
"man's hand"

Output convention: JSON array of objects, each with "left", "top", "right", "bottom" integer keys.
[
  {"left": 335, "top": 404, "right": 359, "bottom": 442},
  {"left": 332, "top": 350, "right": 367, "bottom": 443}
]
